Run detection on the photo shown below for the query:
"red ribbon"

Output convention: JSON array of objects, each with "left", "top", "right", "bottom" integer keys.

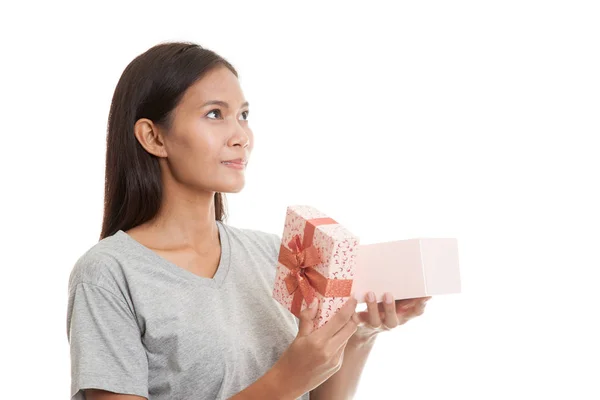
[{"left": 278, "top": 217, "right": 354, "bottom": 317}]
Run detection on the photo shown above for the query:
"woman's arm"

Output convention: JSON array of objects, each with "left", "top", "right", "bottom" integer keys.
[
  {"left": 229, "top": 335, "right": 377, "bottom": 400},
  {"left": 309, "top": 335, "right": 377, "bottom": 400},
  {"left": 85, "top": 390, "right": 147, "bottom": 400},
  {"left": 227, "top": 367, "right": 290, "bottom": 400},
  {"left": 310, "top": 293, "right": 431, "bottom": 399},
  {"left": 84, "top": 370, "right": 287, "bottom": 400}
]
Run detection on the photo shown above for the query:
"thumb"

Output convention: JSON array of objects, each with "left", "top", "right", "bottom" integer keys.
[{"left": 297, "top": 298, "right": 319, "bottom": 337}]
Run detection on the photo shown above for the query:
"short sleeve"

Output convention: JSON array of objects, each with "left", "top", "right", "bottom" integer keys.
[{"left": 67, "top": 282, "right": 148, "bottom": 399}]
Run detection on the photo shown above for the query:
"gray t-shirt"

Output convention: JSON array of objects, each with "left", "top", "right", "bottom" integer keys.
[{"left": 67, "top": 221, "right": 311, "bottom": 400}]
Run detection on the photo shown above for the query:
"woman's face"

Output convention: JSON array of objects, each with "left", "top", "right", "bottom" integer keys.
[{"left": 158, "top": 65, "right": 253, "bottom": 194}]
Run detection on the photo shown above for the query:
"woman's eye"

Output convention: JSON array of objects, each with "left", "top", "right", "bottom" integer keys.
[
  {"left": 239, "top": 110, "right": 250, "bottom": 121},
  {"left": 207, "top": 109, "right": 222, "bottom": 119}
]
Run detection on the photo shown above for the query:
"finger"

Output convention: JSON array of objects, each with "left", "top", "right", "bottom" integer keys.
[
  {"left": 315, "top": 297, "right": 357, "bottom": 338},
  {"left": 395, "top": 298, "right": 419, "bottom": 314},
  {"left": 400, "top": 301, "right": 427, "bottom": 323},
  {"left": 412, "top": 307, "right": 425, "bottom": 317},
  {"left": 408, "top": 298, "right": 429, "bottom": 314},
  {"left": 365, "top": 292, "right": 383, "bottom": 328},
  {"left": 412, "top": 301, "right": 427, "bottom": 317},
  {"left": 356, "top": 310, "right": 369, "bottom": 324},
  {"left": 297, "top": 297, "right": 320, "bottom": 337},
  {"left": 330, "top": 341, "right": 347, "bottom": 368},
  {"left": 397, "top": 313, "right": 410, "bottom": 325},
  {"left": 382, "top": 293, "right": 399, "bottom": 329},
  {"left": 357, "top": 310, "right": 385, "bottom": 322},
  {"left": 330, "top": 312, "right": 359, "bottom": 350},
  {"left": 383, "top": 298, "right": 414, "bottom": 314}
]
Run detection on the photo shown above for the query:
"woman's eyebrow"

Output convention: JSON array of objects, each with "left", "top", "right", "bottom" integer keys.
[{"left": 200, "top": 100, "right": 250, "bottom": 109}]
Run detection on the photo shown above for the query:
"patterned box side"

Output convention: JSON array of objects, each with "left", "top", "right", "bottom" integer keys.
[{"left": 272, "top": 205, "right": 359, "bottom": 329}]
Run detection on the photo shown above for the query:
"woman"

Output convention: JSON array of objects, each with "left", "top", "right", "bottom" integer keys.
[{"left": 66, "top": 41, "right": 430, "bottom": 400}]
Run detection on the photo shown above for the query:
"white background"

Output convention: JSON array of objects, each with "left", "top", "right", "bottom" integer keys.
[{"left": 1, "top": 1, "right": 599, "bottom": 398}]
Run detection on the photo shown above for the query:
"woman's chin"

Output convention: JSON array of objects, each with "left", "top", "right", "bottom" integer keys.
[{"left": 219, "top": 182, "right": 245, "bottom": 194}]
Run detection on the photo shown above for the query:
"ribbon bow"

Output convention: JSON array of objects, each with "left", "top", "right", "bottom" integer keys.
[
  {"left": 278, "top": 217, "right": 354, "bottom": 317},
  {"left": 280, "top": 234, "right": 322, "bottom": 309}
]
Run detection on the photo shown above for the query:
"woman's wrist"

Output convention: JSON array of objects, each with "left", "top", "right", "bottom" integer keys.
[
  {"left": 228, "top": 368, "right": 295, "bottom": 400},
  {"left": 261, "top": 364, "right": 297, "bottom": 400},
  {"left": 228, "top": 363, "right": 299, "bottom": 400},
  {"left": 349, "top": 330, "right": 379, "bottom": 347}
]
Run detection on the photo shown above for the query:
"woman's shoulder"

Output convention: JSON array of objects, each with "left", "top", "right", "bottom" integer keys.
[
  {"left": 67, "top": 231, "right": 130, "bottom": 295},
  {"left": 220, "top": 221, "right": 281, "bottom": 258}
]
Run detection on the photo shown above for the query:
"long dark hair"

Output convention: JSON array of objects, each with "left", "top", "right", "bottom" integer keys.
[{"left": 100, "top": 42, "right": 237, "bottom": 240}]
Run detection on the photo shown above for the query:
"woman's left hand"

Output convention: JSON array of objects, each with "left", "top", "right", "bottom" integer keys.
[{"left": 352, "top": 292, "right": 431, "bottom": 341}]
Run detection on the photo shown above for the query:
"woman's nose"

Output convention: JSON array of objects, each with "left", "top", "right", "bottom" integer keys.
[{"left": 228, "top": 121, "right": 251, "bottom": 148}]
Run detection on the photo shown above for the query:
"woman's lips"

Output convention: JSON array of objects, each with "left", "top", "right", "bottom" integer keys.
[{"left": 221, "top": 161, "right": 246, "bottom": 169}]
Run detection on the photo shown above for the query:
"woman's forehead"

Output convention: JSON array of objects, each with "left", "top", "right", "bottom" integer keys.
[{"left": 182, "top": 67, "right": 246, "bottom": 107}]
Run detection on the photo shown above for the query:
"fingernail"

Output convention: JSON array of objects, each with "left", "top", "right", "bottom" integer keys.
[
  {"left": 367, "top": 292, "right": 375, "bottom": 302},
  {"left": 384, "top": 293, "right": 393, "bottom": 304},
  {"left": 309, "top": 298, "right": 318, "bottom": 309}
]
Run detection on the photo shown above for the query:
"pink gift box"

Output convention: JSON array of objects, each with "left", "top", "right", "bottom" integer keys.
[
  {"left": 272, "top": 205, "right": 359, "bottom": 330},
  {"left": 273, "top": 205, "right": 461, "bottom": 328},
  {"left": 351, "top": 238, "right": 461, "bottom": 304}
]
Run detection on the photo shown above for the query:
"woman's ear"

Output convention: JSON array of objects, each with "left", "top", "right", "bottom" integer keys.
[{"left": 133, "top": 118, "right": 168, "bottom": 158}]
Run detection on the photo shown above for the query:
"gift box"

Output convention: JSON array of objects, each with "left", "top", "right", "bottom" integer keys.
[
  {"left": 351, "top": 238, "right": 461, "bottom": 304},
  {"left": 273, "top": 205, "right": 462, "bottom": 328},
  {"left": 272, "top": 205, "right": 359, "bottom": 330}
]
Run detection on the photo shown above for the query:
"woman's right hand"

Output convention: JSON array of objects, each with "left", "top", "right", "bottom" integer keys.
[{"left": 270, "top": 296, "right": 359, "bottom": 398}]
